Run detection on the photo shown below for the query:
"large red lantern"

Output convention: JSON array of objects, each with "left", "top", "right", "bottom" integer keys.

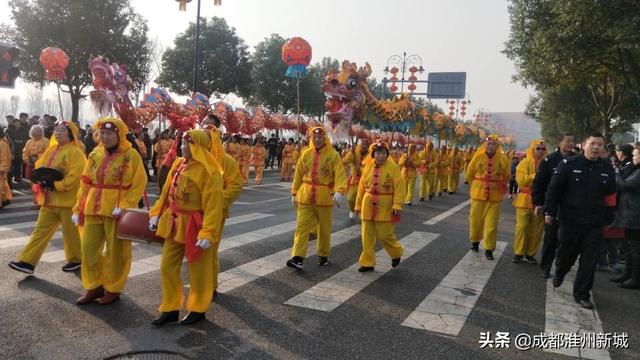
[
  {"left": 39, "top": 47, "right": 69, "bottom": 81},
  {"left": 176, "top": 0, "right": 192, "bottom": 11},
  {"left": 281, "top": 37, "right": 312, "bottom": 67}
]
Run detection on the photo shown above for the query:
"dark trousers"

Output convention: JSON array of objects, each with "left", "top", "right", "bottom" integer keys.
[
  {"left": 11, "top": 157, "right": 23, "bottom": 180},
  {"left": 509, "top": 180, "right": 518, "bottom": 194},
  {"left": 540, "top": 222, "right": 559, "bottom": 274},
  {"left": 266, "top": 153, "right": 277, "bottom": 168},
  {"left": 555, "top": 225, "right": 603, "bottom": 301}
]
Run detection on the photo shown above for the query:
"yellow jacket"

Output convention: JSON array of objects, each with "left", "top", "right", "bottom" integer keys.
[
  {"left": 450, "top": 150, "right": 464, "bottom": 173},
  {"left": 0, "top": 139, "right": 11, "bottom": 173},
  {"left": 154, "top": 138, "right": 174, "bottom": 168},
  {"left": 343, "top": 149, "right": 367, "bottom": 185},
  {"left": 135, "top": 138, "right": 147, "bottom": 159},
  {"left": 419, "top": 145, "right": 435, "bottom": 174},
  {"left": 150, "top": 158, "right": 223, "bottom": 243},
  {"left": 513, "top": 139, "right": 546, "bottom": 209},
  {"left": 240, "top": 144, "right": 251, "bottom": 166},
  {"left": 35, "top": 143, "right": 86, "bottom": 208},
  {"left": 464, "top": 149, "right": 510, "bottom": 202},
  {"left": 251, "top": 145, "right": 266, "bottom": 165},
  {"left": 355, "top": 160, "right": 405, "bottom": 222},
  {"left": 399, "top": 151, "right": 421, "bottom": 179},
  {"left": 437, "top": 150, "right": 452, "bottom": 176},
  {"left": 282, "top": 143, "right": 295, "bottom": 165},
  {"left": 292, "top": 145, "right": 347, "bottom": 207},
  {"left": 225, "top": 142, "right": 241, "bottom": 163},
  {"left": 22, "top": 138, "right": 49, "bottom": 164},
  {"left": 75, "top": 147, "right": 147, "bottom": 217}
]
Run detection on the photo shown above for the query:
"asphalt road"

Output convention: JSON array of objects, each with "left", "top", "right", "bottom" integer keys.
[{"left": 1, "top": 171, "right": 638, "bottom": 360}]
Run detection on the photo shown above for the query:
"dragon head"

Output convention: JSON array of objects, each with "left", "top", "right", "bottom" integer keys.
[{"left": 321, "top": 60, "right": 371, "bottom": 137}]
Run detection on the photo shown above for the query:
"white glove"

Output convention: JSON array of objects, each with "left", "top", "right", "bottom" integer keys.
[
  {"left": 112, "top": 207, "right": 124, "bottom": 217},
  {"left": 149, "top": 216, "right": 159, "bottom": 231},
  {"left": 71, "top": 214, "right": 80, "bottom": 227},
  {"left": 333, "top": 192, "right": 345, "bottom": 208},
  {"left": 196, "top": 239, "right": 211, "bottom": 250},
  {"left": 291, "top": 196, "right": 296, "bottom": 207}
]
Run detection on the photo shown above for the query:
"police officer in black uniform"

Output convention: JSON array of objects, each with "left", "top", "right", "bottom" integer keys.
[
  {"left": 544, "top": 133, "right": 616, "bottom": 309},
  {"left": 532, "top": 133, "right": 575, "bottom": 278}
]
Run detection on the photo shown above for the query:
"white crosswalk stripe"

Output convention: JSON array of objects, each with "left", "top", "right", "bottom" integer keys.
[
  {"left": 0, "top": 221, "right": 40, "bottom": 232},
  {"left": 0, "top": 232, "right": 62, "bottom": 249},
  {"left": 218, "top": 225, "right": 361, "bottom": 293},
  {"left": 544, "top": 270, "right": 611, "bottom": 359},
  {"left": 0, "top": 209, "right": 40, "bottom": 220},
  {"left": 401, "top": 241, "right": 506, "bottom": 335},
  {"left": 128, "top": 218, "right": 297, "bottom": 278},
  {"left": 284, "top": 231, "right": 439, "bottom": 312}
]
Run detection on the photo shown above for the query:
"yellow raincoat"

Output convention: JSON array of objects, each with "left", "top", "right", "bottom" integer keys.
[
  {"left": 419, "top": 142, "right": 436, "bottom": 199},
  {"left": 436, "top": 146, "right": 451, "bottom": 193},
  {"left": 251, "top": 143, "right": 267, "bottom": 184},
  {"left": 448, "top": 147, "right": 465, "bottom": 193},
  {"left": 344, "top": 143, "right": 368, "bottom": 212},
  {"left": 280, "top": 142, "right": 295, "bottom": 181},
  {"left": 0, "top": 136, "right": 13, "bottom": 206},
  {"left": 399, "top": 144, "right": 421, "bottom": 204}
]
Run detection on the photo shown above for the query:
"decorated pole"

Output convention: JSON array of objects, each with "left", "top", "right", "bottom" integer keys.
[
  {"left": 39, "top": 47, "right": 69, "bottom": 120},
  {"left": 282, "top": 37, "right": 312, "bottom": 139}
]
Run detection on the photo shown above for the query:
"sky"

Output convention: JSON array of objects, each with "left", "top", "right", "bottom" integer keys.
[{"left": 0, "top": 0, "right": 535, "bottom": 121}]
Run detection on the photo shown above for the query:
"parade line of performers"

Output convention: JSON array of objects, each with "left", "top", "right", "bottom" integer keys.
[{"left": 5, "top": 115, "right": 640, "bottom": 325}]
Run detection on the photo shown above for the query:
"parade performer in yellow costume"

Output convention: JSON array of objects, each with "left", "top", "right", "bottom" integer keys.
[
  {"left": 344, "top": 138, "right": 369, "bottom": 219},
  {"left": 9, "top": 121, "right": 86, "bottom": 275},
  {"left": 355, "top": 141, "right": 405, "bottom": 272},
  {"left": 239, "top": 138, "right": 251, "bottom": 185},
  {"left": 399, "top": 143, "right": 421, "bottom": 205},
  {"left": 154, "top": 131, "right": 174, "bottom": 175},
  {"left": 286, "top": 127, "right": 347, "bottom": 270},
  {"left": 419, "top": 141, "right": 435, "bottom": 201},
  {"left": 225, "top": 135, "right": 242, "bottom": 164},
  {"left": 512, "top": 139, "right": 547, "bottom": 264},
  {"left": 0, "top": 128, "right": 13, "bottom": 208},
  {"left": 251, "top": 140, "right": 267, "bottom": 185},
  {"left": 464, "top": 135, "right": 510, "bottom": 260},
  {"left": 74, "top": 117, "right": 147, "bottom": 305},
  {"left": 448, "top": 147, "right": 464, "bottom": 194},
  {"left": 21, "top": 125, "right": 49, "bottom": 180},
  {"left": 201, "top": 116, "right": 243, "bottom": 300},
  {"left": 390, "top": 145, "right": 401, "bottom": 164},
  {"left": 280, "top": 138, "right": 295, "bottom": 181},
  {"left": 436, "top": 145, "right": 451, "bottom": 195},
  {"left": 149, "top": 130, "right": 223, "bottom": 326}
]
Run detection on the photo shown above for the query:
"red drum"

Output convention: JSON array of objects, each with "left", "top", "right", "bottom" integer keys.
[{"left": 116, "top": 208, "right": 165, "bottom": 245}]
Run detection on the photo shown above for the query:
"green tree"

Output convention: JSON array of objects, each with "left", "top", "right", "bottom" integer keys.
[
  {"left": 503, "top": 0, "right": 640, "bottom": 140},
  {"left": 157, "top": 17, "right": 251, "bottom": 98},
  {"left": 3, "top": 0, "right": 152, "bottom": 122}
]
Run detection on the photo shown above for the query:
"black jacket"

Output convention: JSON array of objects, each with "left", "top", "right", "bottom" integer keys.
[
  {"left": 613, "top": 164, "right": 640, "bottom": 229},
  {"left": 532, "top": 149, "right": 574, "bottom": 207},
  {"left": 544, "top": 154, "right": 616, "bottom": 226}
]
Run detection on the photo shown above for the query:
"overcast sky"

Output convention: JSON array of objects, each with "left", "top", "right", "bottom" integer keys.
[{"left": 0, "top": 0, "right": 534, "bottom": 119}]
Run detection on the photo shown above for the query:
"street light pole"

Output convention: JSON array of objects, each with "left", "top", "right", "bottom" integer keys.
[
  {"left": 192, "top": 0, "right": 202, "bottom": 93},
  {"left": 400, "top": 52, "right": 406, "bottom": 93}
]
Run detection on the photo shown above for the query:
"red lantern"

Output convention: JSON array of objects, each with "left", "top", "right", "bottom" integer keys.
[
  {"left": 408, "top": 75, "right": 417, "bottom": 81},
  {"left": 461, "top": 100, "right": 467, "bottom": 105},
  {"left": 449, "top": 105, "right": 455, "bottom": 111},
  {"left": 176, "top": 0, "right": 192, "bottom": 11},
  {"left": 389, "top": 84, "right": 398, "bottom": 92},
  {"left": 460, "top": 111, "right": 466, "bottom": 117},
  {"left": 409, "top": 66, "right": 418, "bottom": 73},
  {"left": 449, "top": 111, "right": 455, "bottom": 116},
  {"left": 39, "top": 47, "right": 69, "bottom": 81},
  {"left": 390, "top": 67, "right": 399, "bottom": 74},
  {"left": 449, "top": 100, "right": 456, "bottom": 105},
  {"left": 390, "top": 76, "right": 399, "bottom": 81},
  {"left": 281, "top": 37, "right": 312, "bottom": 66},
  {"left": 408, "top": 84, "right": 417, "bottom": 91}
]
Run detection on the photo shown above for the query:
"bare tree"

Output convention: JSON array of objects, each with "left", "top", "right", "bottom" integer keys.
[
  {"left": 9, "top": 95, "right": 20, "bottom": 116},
  {"left": 0, "top": 97, "right": 9, "bottom": 125},
  {"left": 25, "top": 85, "right": 45, "bottom": 116}
]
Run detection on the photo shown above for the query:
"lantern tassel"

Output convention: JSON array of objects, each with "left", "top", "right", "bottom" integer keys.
[{"left": 179, "top": 1, "right": 187, "bottom": 11}]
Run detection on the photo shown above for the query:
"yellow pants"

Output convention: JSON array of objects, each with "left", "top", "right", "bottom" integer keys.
[
  {"left": 0, "top": 172, "right": 11, "bottom": 204},
  {"left": 448, "top": 172, "right": 461, "bottom": 193},
  {"left": 19, "top": 206, "right": 81, "bottom": 266},
  {"left": 212, "top": 217, "right": 225, "bottom": 293},
  {"left": 469, "top": 200, "right": 502, "bottom": 251},
  {"left": 513, "top": 208, "right": 544, "bottom": 256},
  {"left": 359, "top": 220, "right": 404, "bottom": 267},
  {"left": 159, "top": 239, "right": 214, "bottom": 313},
  {"left": 240, "top": 164, "right": 249, "bottom": 184},
  {"left": 254, "top": 165, "right": 264, "bottom": 184},
  {"left": 419, "top": 172, "right": 428, "bottom": 198},
  {"left": 347, "top": 181, "right": 359, "bottom": 212},
  {"left": 438, "top": 174, "right": 448, "bottom": 193},
  {"left": 81, "top": 216, "right": 131, "bottom": 293},
  {"left": 426, "top": 171, "right": 437, "bottom": 196},
  {"left": 280, "top": 162, "right": 293, "bottom": 180},
  {"left": 291, "top": 205, "right": 333, "bottom": 258},
  {"left": 404, "top": 177, "right": 416, "bottom": 203}
]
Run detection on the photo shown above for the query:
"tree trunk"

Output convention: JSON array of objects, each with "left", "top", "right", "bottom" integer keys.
[{"left": 70, "top": 86, "right": 81, "bottom": 124}]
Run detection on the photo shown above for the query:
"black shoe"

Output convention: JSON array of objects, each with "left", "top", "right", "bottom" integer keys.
[
  {"left": 619, "top": 280, "right": 640, "bottom": 289},
  {"left": 419, "top": 197, "right": 425, "bottom": 202},
  {"left": 2, "top": 200, "right": 10, "bottom": 207},
  {"left": 552, "top": 273, "right": 565, "bottom": 288},
  {"left": 358, "top": 266, "right": 374, "bottom": 272},
  {"left": 471, "top": 242, "right": 479, "bottom": 252},
  {"left": 151, "top": 311, "right": 179, "bottom": 326},
  {"left": 541, "top": 271, "right": 551, "bottom": 279},
  {"left": 523, "top": 255, "right": 538, "bottom": 265},
  {"left": 286, "top": 256, "right": 304, "bottom": 270},
  {"left": 211, "top": 290, "right": 217, "bottom": 302},
  {"left": 391, "top": 258, "right": 401, "bottom": 268},
  {"left": 180, "top": 312, "right": 205, "bottom": 325},
  {"left": 318, "top": 256, "right": 329, "bottom": 266},
  {"left": 485, "top": 250, "right": 494, "bottom": 261},
  {"left": 610, "top": 273, "right": 632, "bottom": 283},
  {"left": 448, "top": 192, "right": 454, "bottom": 195},
  {"left": 512, "top": 255, "right": 523, "bottom": 263},
  {"left": 438, "top": 192, "right": 442, "bottom": 197},
  {"left": 576, "top": 299, "right": 594, "bottom": 309},
  {"left": 9, "top": 261, "right": 34, "bottom": 275},
  {"left": 61, "top": 262, "right": 81, "bottom": 272},
  {"left": 428, "top": 194, "right": 434, "bottom": 200}
]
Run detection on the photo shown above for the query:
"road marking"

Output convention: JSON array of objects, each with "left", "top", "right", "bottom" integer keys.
[
  {"left": 218, "top": 225, "right": 361, "bottom": 293},
  {"left": 0, "top": 201, "right": 39, "bottom": 210},
  {"left": 0, "top": 221, "right": 40, "bottom": 232},
  {"left": 235, "top": 196, "right": 291, "bottom": 205},
  {"left": 0, "top": 232, "right": 62, "bottom": 250},
  {"left": 544, "top": 270, "right": 611, "bottom": 359},
  {"left": 401, "top": 241, "right": 506, "bottom": 335},
  {"left": 423, "top": 199, "right": 471, "bottom": 225},
  {"left": 128, "top": 218, "right": 297, "bottom": 278},
  {"left": 284, "top": 231, "right": 439, "bottom": 312},
  {"left": 0, "top": 209, "right": 40, "bottom": 220}
]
